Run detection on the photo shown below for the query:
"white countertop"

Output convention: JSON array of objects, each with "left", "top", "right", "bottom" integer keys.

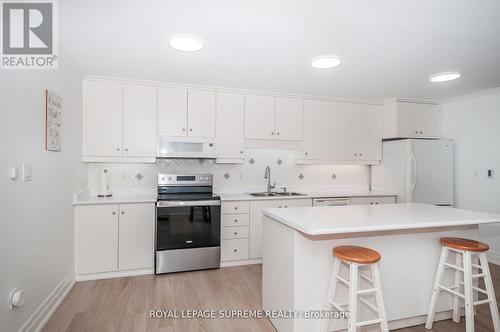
[
  {"left": 73, "top": 191, "right": 156, "bottom": 205},
  {"left": 262, "top": 203, "right": 500, "bottom": 236},
  {"left": 217, "top": 189, "right": 395, "bottom": 201}
]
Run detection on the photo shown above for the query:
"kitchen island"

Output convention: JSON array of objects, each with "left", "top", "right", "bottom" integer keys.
[{"left": 261, "top": 203, "right": 500, "bottom": 332}]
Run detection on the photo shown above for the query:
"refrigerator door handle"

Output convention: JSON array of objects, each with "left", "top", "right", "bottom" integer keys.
[{"left": 410, "top": 154, "right": 417, "bottom": 192}]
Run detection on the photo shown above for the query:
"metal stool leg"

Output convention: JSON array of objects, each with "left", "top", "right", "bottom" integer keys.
[
  {"left": 479, "top": 252, "right": 500, "bottom": 332},
  {"left": 425, "top": 246, "right": 449, "bottom": 329},
  {"left": 463, "top": 250, "right": 475, "bottom": 332}
]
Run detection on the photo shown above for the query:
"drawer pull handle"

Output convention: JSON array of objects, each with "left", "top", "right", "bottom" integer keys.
[
  {"left": 234, "top": 232, "right": 238, "bottom": 235},
  {"left": 234, "top": 219, "right": 238, "bottom": 223},
  {"left": 234, "top": 206, "right": 238, "bottom": 210},
  {"left": 234, "top": 249, "right": 238, "bottom": 252},
  {"left": 112, "top": 211, "right": 116, "bottom": 215}
]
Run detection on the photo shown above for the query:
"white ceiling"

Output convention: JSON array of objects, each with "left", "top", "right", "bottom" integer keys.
[{"left": 60, "top": 0, "right": 500, "bottom": 101}]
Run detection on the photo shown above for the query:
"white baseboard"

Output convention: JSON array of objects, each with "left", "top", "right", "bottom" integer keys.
[
  {"left": 488, "top": 250, "right": 500, "bottom": 266},
  {"left": 76, "top": 268, "right": 153, "bottom": 281},
  {"left": 220, "top": 258, "right": 262, "bottom": 267},
  {"left": 19, "top": 272, "right": 75, "bottom": 332}
]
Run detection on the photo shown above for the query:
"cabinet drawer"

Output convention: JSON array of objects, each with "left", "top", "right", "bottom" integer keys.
[
  {"left": 350, "top": 196, "right": 395, "bottom": 205},
  {"left": 221, "top": 239, "right": 249, "bottom": 261},
  {"left": 221, "top": 226, "right": 249, "bottom": 240},
  {"left": 221, "top": 201, "right": 249, "bottom": 214},
  {"left": 221, "top": 214, "right": 249, "bottom": 227}
]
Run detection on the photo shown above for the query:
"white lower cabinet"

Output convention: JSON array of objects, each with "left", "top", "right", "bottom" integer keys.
[
  {"left": 349, "top": 196, "right": 395, "bottom": 205},
  {"left": 221, "top": 239, "right": 249, "bottom": 261},
  {"left": 76, "top": 203, "right": 154, "bottom": 277},
  {"left": 249, "top": 198, "right": 312, "bottom": 259},
  {"left": 220, "top": 201, "right": 250, "bottom": 262}
]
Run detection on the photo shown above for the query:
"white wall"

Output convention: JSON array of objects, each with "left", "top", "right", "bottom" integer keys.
[
  {"left": 85, "top": 150, "right": 370, "bottom": 195},
  {"left": 441, "top": 88, "right": 500, "bottom": 264},
  {"left": 0, "top": 59, "right": 83, "bottom": 330}
]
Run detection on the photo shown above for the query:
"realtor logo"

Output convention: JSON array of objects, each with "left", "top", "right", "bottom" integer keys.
[{"left": 1, "top": 0, "right": 57, "bottom": 69}]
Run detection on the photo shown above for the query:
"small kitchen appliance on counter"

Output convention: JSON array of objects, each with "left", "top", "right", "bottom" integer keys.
[
  {"left": 97, "top": 169, "right": 112, "bottom": 197},
  {"left": 156, "top": 174, "right": 221, "bottom": 274}
]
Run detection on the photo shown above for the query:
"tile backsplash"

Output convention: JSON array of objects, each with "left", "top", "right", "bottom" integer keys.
[{"left": 85, "top": 150, "right": 369, "bottom": 193}]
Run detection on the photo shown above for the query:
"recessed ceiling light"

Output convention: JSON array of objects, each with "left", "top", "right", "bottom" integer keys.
[
  {"left": 429, "top": 72, "right": 461, "bottom": 83},
  {"left": 311, "top": 56, "right": 341, "bottom": 69},
  {"left": 169, "top": 35, "right": 204, "bottom": 52}
]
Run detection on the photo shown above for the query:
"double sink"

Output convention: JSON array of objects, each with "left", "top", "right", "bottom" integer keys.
[{"left": 248, "top": 191, "right": 305, "bottom": 197}]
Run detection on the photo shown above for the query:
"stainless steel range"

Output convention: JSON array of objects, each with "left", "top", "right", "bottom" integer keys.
[{"left": 156, "top": 174, "right": 221, "bottom": 274}]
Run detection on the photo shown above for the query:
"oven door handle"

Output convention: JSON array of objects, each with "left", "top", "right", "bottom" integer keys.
[{"left": 157, "top": 200, "right": 221, "bottom": 207}]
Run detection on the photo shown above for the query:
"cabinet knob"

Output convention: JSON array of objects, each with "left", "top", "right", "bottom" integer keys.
[
  {"left": 284, "top": 206, "right": 288, "bottom": 208},
  {"left": 189, "top": 128, "right": 193, "bottom": 132},
  {"left": 359, "top": 153, "right": 362, "bottom": 156},
  {"left": 121, "top": 211, "right": 125, "bottom": 215},
  {"left": 112, "top": 211, "right": 116, "bottom": 215},
  {"left": 277, "top": 132, "right": 280, "bottom": 135},
  {"left": 420, "top": 131, "right": 423, "bottom": 134},
  {"left": 233, "top": 249, "right": 238, "bottom": 252},
  {"left": 182, "top": 128, "right": 186, "bottom": 131},
  {"left": 271, "top": 132, "right": 274, "bottom": 135},
  {"left": 116, "top": 147, "right": 120, "bottom": 151},
  {"left": 234, "top": 232, "right": 238, "bottom": 235},
  {"left": 240, "top": 150, "right": 244, "bottom": 154},
  {"left": 354, "top": 153, "right": 358, "bottom": 156},
  {"left": 415, "top": 130, "right": 419, "bottom": 134},
  {"left": 234, "top": 219, "right": 238, "bottom": 223},
  {"left": 305, "top": 152, "right": 308, "bottom": 155},
  {"left": 124, "top": 148, "right": 128, "bottom": 152},
  {"left": 234, "top": 206, "right": 238, "bottom": 210}
]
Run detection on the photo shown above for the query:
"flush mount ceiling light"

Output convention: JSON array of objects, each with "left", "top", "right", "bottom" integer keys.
[
  {"left": 311, "top": 56, "right": 341, "bottom": 69},
  {"left": 169, "top": 35, "right": 204, "bottom": 52},
  {"left": 429, "top": 72, "right": 461, "bottom": 83}
]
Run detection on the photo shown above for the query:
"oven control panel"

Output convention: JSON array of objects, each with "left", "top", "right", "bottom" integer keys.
[{"left": 158, "top": 174, "right": 213, "bottom": 186}]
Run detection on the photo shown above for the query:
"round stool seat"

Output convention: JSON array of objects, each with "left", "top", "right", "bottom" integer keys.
[
  {"left": 333, "top": 245, "right": 381, "bottom": 264},
  {"left": 439, "top": 237, "right": 489, "bottom": 252}
]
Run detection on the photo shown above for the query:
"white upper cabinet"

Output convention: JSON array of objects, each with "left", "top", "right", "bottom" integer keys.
[
  {"left": 188, "top": 90, "right": 216, "bottom": 138},
  {"left": 122, "top": 85, "right": 157, "bottom": 158},
  {"left": 302, "top": 99, "right": 332, "bottom": 160},
  {"left": 274, "top": 97, "right": 303, "bottom": 141},
  {"left": 216, "top": 92, "right": 245, "bottom": 162},
  {"left": 83, "top": 81, "right": 123, "bottom": 157},
  {"left": 157, "top": 87, "right": 188, "bottom": 136},
  {"left": 244, "top": 94, "right": 275, "bottom": 140},
  {"left": 382, "top": 100, "right": 440, "bottom": 139},
  {"left": 331, "top": 102, "right": 381, "bottom": 162}
]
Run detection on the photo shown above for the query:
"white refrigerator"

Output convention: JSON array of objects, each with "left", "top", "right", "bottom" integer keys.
[{"left": 371, "top": 139, "right": 454, "bottom": 206}]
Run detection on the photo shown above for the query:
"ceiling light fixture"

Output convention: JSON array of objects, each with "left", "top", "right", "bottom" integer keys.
[
  {"left": 429, "top": 72, "right": 461, "bottom": 83},
  {"left": 311, "top": 56, "right": 341, "bottom": 69},
  {"left": 169, "top": 35, "right": 204, "bottom": 52}
]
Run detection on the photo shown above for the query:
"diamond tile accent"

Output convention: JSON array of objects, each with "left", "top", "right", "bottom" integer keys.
[
  {"left": 331, "top": 174, "right": 337, "bottom": 180},
  {"left": 224, "top": 173, "right": 231, "bottom": 179},
  {"left": 248, "top": 158, "right": 255, "bottom": 165},
  {"left": 135, "top": 173, "right": 143, "bottom": 180},
  {"left": 276, "top": 158, "right": 282, "bottom": 166},
  {"left": 298, "top": 173, "right": 304, "bottom": 180}
]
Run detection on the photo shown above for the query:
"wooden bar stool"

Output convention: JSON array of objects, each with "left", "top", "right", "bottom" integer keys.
[
  {"left": 425, "top": 237, "right": 500, "bottom": 332},
  {"left": 323, "top": 245, "right": 389, "bottom": 332}
]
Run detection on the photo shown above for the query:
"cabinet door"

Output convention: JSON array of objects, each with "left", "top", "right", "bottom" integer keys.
[
  {"left": 118, "top": 203, "right": 155, "bottom": 270},
  {"left": 330, "top": 102, "right": 359, "bottom": 161},
  {"left": 302, "top": 100, "right": 332, "bottom": 160},
  {"left": 157, "top": 87, "right": 188, "bottom": 136},
  {"left": 123, "top": 85, "right": 157, "bottom": 158},
  {"left": 274, "top": 97, "right": 303, "bottom": 141},
  {"left": 249, "top": 200, "right": 282, "bottom": 259},
  {"left": 396, "top": 102, "right": 419, "bottom": 138},
  {"left": 83, "top": 81, "right": 123, "bottom": 157},
  {"left": 354, "top": 105, "right": 381, "bottom": 161},
  {"left": 216, "top": 92, "right": 245, "bottom": 161},
  {"left": 244, "top": 94, "right": 275, "bottom": 140},
  {"left": 187, "top": 90, "right": 216, "bottom": 138},
  {"left": 418, "top": 105, "right": 440, "bottom": 138},
  {"left": 77, "top": 205, "right": 119, "bottom": 274}
]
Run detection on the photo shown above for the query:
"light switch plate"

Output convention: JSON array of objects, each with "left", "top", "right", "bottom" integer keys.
[{"left": 22, "top": 164, "right": 32, "bottom": 181}]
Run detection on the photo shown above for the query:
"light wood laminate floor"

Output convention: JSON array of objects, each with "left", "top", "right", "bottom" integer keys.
[{"left": 43, "top": 263, "right": 500, "bottom": 332}]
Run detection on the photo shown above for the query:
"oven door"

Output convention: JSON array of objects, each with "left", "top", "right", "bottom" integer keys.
[{"left": 156, "top": 200, "right": 221, "bottom": 251}]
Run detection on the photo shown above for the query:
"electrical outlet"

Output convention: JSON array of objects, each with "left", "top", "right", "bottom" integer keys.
[
  {"left": 487, "top": 169, "right": 494, "bottom": 179},
  {"left": 22, "top": 164, "right": 32, "bottom": 181}
]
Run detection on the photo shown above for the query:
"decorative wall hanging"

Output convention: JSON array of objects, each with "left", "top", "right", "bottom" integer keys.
[{"left": 45, "top": 89, "right": 62, "bottom": 151}]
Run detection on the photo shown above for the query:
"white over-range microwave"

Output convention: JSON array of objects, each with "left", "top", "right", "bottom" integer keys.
[{"left": 156, "top": 136, "right": 216, "bottom": 159}]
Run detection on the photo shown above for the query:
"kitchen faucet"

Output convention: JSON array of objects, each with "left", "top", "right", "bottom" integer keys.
[{"left": 264, "top": 166, "right": 276, "bottom": 194}]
